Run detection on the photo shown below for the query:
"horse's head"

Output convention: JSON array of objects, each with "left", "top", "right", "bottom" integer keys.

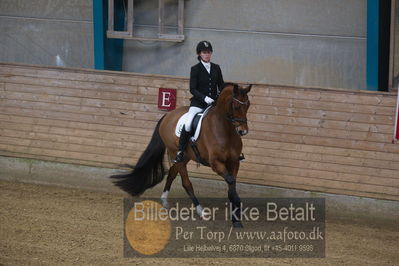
[{"left": 219, "top": 83, "right": 252, "bottom": 136}]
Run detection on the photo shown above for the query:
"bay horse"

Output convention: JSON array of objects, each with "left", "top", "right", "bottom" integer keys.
[{"left": 111, "top": 83, "right": 251, "bottom": 227}]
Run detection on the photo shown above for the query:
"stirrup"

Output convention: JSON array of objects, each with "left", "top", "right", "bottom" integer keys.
[{"left": 174, "top": 151, "right": 184, "bottom": 164}]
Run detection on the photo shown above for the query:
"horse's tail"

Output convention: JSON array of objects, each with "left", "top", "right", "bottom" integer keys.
[{"left": 111, "top": 116, "right": 166, "bottom": 196}]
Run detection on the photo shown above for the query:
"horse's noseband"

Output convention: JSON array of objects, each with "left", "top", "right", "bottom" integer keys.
[
  {"left": 233, "top": 97, "right": 249, "bottom": 105},
  {"left": 226, "top": 116, "right": 247, "bottom": 125}
]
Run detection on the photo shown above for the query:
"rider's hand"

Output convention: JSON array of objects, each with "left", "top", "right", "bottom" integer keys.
[{"left": 204, "top": 96, "right": 214, "bottom": 105}]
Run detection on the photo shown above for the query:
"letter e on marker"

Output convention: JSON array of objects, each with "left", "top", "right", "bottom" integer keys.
[{"left": 158, "top": 88, "right": 176, "bottom": 111}]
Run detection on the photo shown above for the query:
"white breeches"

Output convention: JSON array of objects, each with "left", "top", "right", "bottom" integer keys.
[{"left": 184, "top": 107, "right": 203, "bottom": 131}]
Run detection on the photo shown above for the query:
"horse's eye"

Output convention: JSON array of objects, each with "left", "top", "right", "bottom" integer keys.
[{"left": 234, "top": 105, "right": 240, "bottom": 111}]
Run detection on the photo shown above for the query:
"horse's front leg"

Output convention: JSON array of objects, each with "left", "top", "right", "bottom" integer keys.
[
  {"left": 210, "top": 159, "right": 243, "bottom": 228},
  {"left": 228, "top": 160, "right": 243, "bottom": 228}
]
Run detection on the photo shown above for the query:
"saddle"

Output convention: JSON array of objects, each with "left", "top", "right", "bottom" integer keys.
[
  {"left": 175, "top": 105, "right": 212, "bottom": 142},
  {"left": 175, "top": 106, "right": 213, "bottom": 166}
]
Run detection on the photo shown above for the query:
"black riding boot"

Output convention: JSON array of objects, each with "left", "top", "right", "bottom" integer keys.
[{"left": 174, "top": 126, "right": 191, "bottom": 163}]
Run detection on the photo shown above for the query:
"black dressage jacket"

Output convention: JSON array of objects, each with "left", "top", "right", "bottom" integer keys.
[{"left": 189, "top": 62, "right": 224, "bottom": 109}]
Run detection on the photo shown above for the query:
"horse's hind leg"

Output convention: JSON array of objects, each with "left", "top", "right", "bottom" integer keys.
[
  {"left": 161, "top": 164, "right": 178, "bottom": 208},
  {"left": 177, "top": 162, "right": 204, "bottom": 218}
]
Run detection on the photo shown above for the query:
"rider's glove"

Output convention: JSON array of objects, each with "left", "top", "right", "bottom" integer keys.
[{"left": 204, "top": 96, "right": 214, "bottom": 105}]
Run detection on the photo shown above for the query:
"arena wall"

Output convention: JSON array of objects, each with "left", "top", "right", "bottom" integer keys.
[
  {"left": 0, "top": 0, "right": 366, "bottom": 90},
  {"left": 0, "top": 62, "right": 398, "bottom": 201},
  {"left": 0, "top": 0, "right": 93, "bottom": 68},
  {"left": 124, "top": 0, "right": 366, "bottom": 90}
]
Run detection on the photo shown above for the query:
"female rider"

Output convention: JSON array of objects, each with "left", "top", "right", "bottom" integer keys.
[{"left": 174, "top": 40, "right": 225, "bottom": 163}]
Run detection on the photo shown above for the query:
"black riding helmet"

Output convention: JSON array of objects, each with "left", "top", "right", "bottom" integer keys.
[
  {"left": 196, "top": 40, "right": 213, "bottom": 54},
  {"left": 196, "top": 41, "right": 213, "bottom": 61}
]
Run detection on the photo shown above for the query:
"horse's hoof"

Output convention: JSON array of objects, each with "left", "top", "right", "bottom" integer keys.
[
  {"left": 196, "top": 205, "right": 205, "bottom": 218},
  {"left": 232, "top": 221, "right": 243, "bottom": 228},
  {"left": 161, "top": 198, "right": 169, "bottom": 209}
]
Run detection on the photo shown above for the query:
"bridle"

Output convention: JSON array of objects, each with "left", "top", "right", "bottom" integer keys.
[{"left": 226, "top": 96, "right": 249, "bottom": 126}]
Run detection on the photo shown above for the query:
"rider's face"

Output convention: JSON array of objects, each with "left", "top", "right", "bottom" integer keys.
[{"left": 199, "top": 51, "right": 212, "bottom": 62}]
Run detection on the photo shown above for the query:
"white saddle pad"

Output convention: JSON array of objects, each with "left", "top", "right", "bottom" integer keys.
[{"left": 175, "top": 105, "right": 212, "bottom": 142}]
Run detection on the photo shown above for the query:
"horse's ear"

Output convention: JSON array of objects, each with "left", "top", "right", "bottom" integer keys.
[
  {"left": 233, "top": 84, "right": 239, "bottom": 95},
  {"left": 245, "top": 84, "right": 252, "bottom": 93}
]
